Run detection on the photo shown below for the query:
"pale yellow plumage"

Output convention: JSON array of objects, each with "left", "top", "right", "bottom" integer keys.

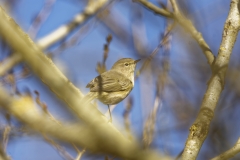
[{"left": 82, "top": 58, "right": 140, "bottom": 121}]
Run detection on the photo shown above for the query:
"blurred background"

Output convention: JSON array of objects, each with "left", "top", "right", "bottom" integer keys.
[{"left": 0, "top": 0, "right": 240, "bottom": 159}]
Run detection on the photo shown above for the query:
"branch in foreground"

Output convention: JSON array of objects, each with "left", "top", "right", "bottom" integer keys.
[
  {"left": 0, "top": 6, "right": 172, "bottom": 160},
  {"left": 0, "top": 86, "right": 171, "bottom": 160},
  {"left": 134, "top": 0, "right": 215, "bottom": 66},
  {"left": 0, "top": 5, "right": 133, "bottom": 158},
  {"left": 182, "top": 0, "right": 240, "bottom": 159},
  {"left": 211, "top": 137, "right": 240, "bottom": 160},
  {"left": 37, "top": 0, "right": 109, "bottom": 50}
]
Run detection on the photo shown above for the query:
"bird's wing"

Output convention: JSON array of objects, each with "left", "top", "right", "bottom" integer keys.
[{"left": 86, "top": 71, "right": 133, "bottom": 92}]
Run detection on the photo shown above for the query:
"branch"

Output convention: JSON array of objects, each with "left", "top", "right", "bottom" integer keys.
[
  {"left": 0, "top": 54, "right": 22, "bottom": 77},
  {"left": 134, "top": 0, "right": 173, "bottom": 18},
  {"left": 28, "top": 0, "right": 56, "bottom": 39},
  {"left": 134, "top": 0, "right": 215, "bottom": 66},
  {"left": 143, "top": 94, "right": 161, "bottom": 148},
  {"left": 72, "top": 145, "right": 85, "bottom": 160},
  {"left": 0, "top": 6, "right": 173, "bottom": 160},
  {"left": 0, "top": 5, "right": 134, "bottom": 158},
  {"left": 0, "top": 0, "right": 108, "bottom": 75},
  {"left": 169, "top": 0, "right": 179, "bottom": 13},
  {"left": 37, "top": 0, "right": 109, "bottom": 50},
  {"left": 43, "top": 136, "right": 75, "bottom": 160},
  {"left": 0, "top": 144, "right": 10, "bottom": 160},
  {"left": 123, "top": 97, "right": 134, "bottom": 140},
  {"left": 182, "top": 0, "right": 240, "bottom": 159},
  {"left": 136, "top": 22, "right": 174, "bottom": 79},
  {"left": 211, "top": 137, "right": 240, "bottom": 160},
  {"left": 0, "top": 126, "right": 11, "bottom": 160},
  {"left": 0, "top": 86, "right": 172, "bottom": 160},
  {"left": 2, "top": 126, "right": 10, "bottom": 152},
  {"left": 0, "top": 6, "right": 152, "bottom": 160}
]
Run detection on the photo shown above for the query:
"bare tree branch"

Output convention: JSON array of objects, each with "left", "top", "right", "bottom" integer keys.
[
  {"left": 182, "top": 0, "right": 240, "bottom": 159},
  {"left": 211, "top": 137, "right": 240, "bottom": 160},
  {"left": 0, "top": 0, "right": 108, "bottom": 75},
  {"left": 0, "top": 144, "right": 10, "bottom": 160},
  {"left": 28, "top": 0, "right": 56, "bottom": 39},
  {"left": 0, "top": 86, "right": 172, "bottom": 160},
  {"left": 2, "top": 126, "right": 10, "bottom": 152},
  {"left": 37, "top": 0, "right": 109, "bottom": 50},
  {"left": 43, "top": 136, "right": 75, "bottom": 160},
  {"left": 134, "top": 0, "right": 173, "bottom": 18},
  {"left": 123, "top": 97, "right": 134, "bottom": 140},
  {"left": 72, "top": 144, "right": 85, "bottom": 160},
  {"left": 134, "top": 0, "right": 215, "bottom": 66},
  {"left": 0, "top": 54, "right": 22, "bottom": 77},
  {"left": 0, "top": 7, "right": 154, "bottom": 159},
  {"left": 0, "top": 5, "right": 174, "bottom": 160},
  {"left": 143, "top": 93, "right": 161, "bottom": 148}
]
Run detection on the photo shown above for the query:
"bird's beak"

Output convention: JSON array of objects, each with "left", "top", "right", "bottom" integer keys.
[{"left": 134, "top": 59, "right": 141, "bottom": 64}]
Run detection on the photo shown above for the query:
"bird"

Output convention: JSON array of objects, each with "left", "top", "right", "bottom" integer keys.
[{"left": 82, "top": 58, "right": 140, "bottom": 122}]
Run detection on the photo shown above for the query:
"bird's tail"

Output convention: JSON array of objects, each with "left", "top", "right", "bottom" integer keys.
[{"left": 80, "top": 92, "right": 98, "bottom": 106}]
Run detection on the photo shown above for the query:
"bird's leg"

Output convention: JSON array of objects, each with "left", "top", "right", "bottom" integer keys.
[{"left": 108, "top": 105, "right": 112, "bottom": 123}]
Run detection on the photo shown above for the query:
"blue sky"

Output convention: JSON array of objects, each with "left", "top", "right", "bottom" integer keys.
[{"left": 1, "top": 0, "right": 240, "bottom": 160}]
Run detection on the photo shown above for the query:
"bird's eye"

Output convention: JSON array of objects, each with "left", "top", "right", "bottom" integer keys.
[{"left": 125, "top": 63, "right": 129, "bottom": 66}]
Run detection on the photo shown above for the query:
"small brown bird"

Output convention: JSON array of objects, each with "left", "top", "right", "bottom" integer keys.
[{"left": 83, "top": 58, "right": 140, "bottom": 122}]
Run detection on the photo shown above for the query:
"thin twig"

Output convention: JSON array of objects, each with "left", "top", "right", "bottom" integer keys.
[
  {"left": 134, "top": 0, "right": 173, "bottom": 18},
  {"left": 28, "top": 0, "right": 56, "bottom": 39},
  {"left": 131, "top": 5, "right": 148, "bottom": 56},
  {"left": 96, "top": 34, "right": 112, "bottom": 74},
  {"left": 3, "top": 126, "right": 11, "bottom": 152},
  {"left": 123, "top": 97, "right": 133, "bottom": 140},
  {"left": 143, "top": 93, "right": 161, "bottom": 148},
  {"left": 48, "top": 1, "right": 116, "bottom": 57},
  {"left": 44, "top": 135, "right": 75, "bottom": 160},
  {"left": 211, "top": 137, "right": 240, "bottom": 160},
  {"left": 48, "top": 20, "right": 95, "bottom": 57},
  {"left": 37, "top": 0, "right": 110, "bottom": 50},
  {"left": 0, "top": 54, "right": 22, "bottom": 77},
  {"left": 72, "top": 144, "right": 85, "bottom": 160},
  {"left": 34, "top": 90, "right": 61, "bottom": 125},
  {"left": 98, "top": 8, "right": 132, "bottom": 48},
  {"left": 0, "top": 144, "right": 10, "bottom": 160},
  {"left": 136, "top": 22, "right": 175, "bottom": 79},
  {"left": 135, "top": 0, "right": 215, "bottom": 66}
]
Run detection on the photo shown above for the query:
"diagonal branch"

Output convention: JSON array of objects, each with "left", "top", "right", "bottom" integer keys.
[
  {"left": 133, "top": 0, "right": 173, "bottom": 18},
  {"left": 28, "top": 0, "right": 56, "bottom": 39},
  {"left": 0, "top": 5, "right": 138, "bottom": 158},
  {"left": 169, "top": 0, "right": 179, "bottom": 13},
  {"left": 0, "top": 6, "right": 173, "bottom": 160},
  {"left": 43, "top": 136, "right": 75, "bottom": 160},
  {"left": 211, "top": 137, "right": 240, "bottom": 160},
  {"left": 0, "top": 54, "right": 22, "bottom": 77},
  {"left": 134, "top": 0, "right": 215, "bottom": 66},
  {"left": 0, "top": 0, "right": 110, "bottom": 76},
  {"left": 182, "top": 0, "right": 240, "bottom": 159},
  {"left": 0, "top": 86, "right": 172, "bottom": 160},
  {"left": 37, "top": 0, "right": 109, "bottom": 50}
]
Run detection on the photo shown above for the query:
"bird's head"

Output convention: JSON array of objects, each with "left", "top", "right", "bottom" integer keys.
[{"left": 111, "top": 58, "right": 140, "bottom": 77}]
